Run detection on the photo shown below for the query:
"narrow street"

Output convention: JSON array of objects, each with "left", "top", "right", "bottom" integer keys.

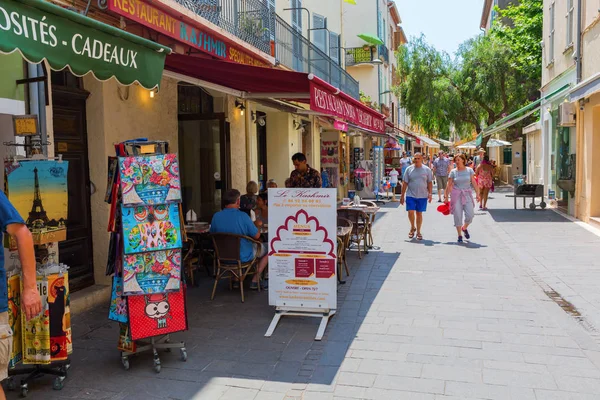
[{"left": 11, "top": 189, "right": 600, "bottom": 400}]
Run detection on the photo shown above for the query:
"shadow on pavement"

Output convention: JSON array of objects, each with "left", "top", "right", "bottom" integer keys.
[
  {"left": 442, "top": 241, "right": 488, "bottom": 249},
  {"left": 404, "top": 239, "right": 441, "bottom": 247},
  {"left": 12, "top": 248, "right": 398, "bottom": 399},
  {"left": 487, "top": 208, "right": 570, "bottom": 223}
]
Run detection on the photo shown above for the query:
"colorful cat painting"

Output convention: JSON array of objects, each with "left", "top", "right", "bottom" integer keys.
[
  {"left": 121, "top": 204, "right": 182, "bottom": 254},
  {"left": 119, "top": 154, "right": 181, "bottom": 206},
  {"left": 128, "top": 286, "right": 187, "bottom": 341},
  {"left": 122, "top": 250, "right": 181, "bottom": 296}
]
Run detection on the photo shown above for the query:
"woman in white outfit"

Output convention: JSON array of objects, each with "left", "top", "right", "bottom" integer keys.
[{"left": 444, "top": 153, "right": 480, "bottom": 243}]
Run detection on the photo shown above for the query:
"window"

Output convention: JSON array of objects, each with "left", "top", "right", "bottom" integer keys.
[
  {"left": 313, "top": 14, "right": 326, "bottom": 53},
  {"left": 329, "top": 31, "right": 340, "bottom": 64},
  {"left": 566, "top": 0, "right": 574, "bottom": 47},
  {"left": 377, "top": 11, "right": 383, "bottom": 40},
  {"left": 503, "top": 147, "right": 513, "bottom": 165},
  {"left": 291, "top": 0, "right": 302, "bottom": 30},
  {"left": 549, "top": 2, "right": 555, "bottom": 64}
]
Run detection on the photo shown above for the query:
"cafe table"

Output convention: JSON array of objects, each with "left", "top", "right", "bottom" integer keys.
[{"left": 338, "top": 205, "right": 380, "bottom": 249}]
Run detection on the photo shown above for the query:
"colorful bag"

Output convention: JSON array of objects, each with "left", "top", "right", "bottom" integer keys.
[
  {"left": 122, "top": 250, "right": 181, "bottom": 296},
  {"left": 128, "top": 286, "right": 187, "bottom": 341},
  {"left": 119, "top": 154, "right": 181, "bottom": 206},
  {"left": 117, "top": 323, "right": 136, "bottom": 353},
  {"left": 108, "top": 276, "right": 128, "bottom": 324},
  {"left": 121, "top": 204, "right": 182, "bottom": 254}
]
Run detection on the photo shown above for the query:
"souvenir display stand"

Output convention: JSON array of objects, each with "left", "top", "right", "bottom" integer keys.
[
  {"left": 2, "top": 137, "right": 73, "bottom": 396},
  {"left": 106, "top": 140, "right": 187, "bottom": 373}
]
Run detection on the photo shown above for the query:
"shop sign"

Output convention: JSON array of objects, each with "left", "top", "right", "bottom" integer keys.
[
  {"left": 108, "top": 0, "right": 270, "bottom": 67},
  {"left": 310, "top": 82, "right": 386, "bottom": 133},
  {"left": 13, "top": 115, "right": 38, "bottom": 136},
  {"left": 0, "top": 0, "right": 168, "bottom": 90},
  {"left": 267, "top": 188, "right": 337, "bottom": 310},
  {"left": 333, "top": 120, "right": 348, "bottom": 132}
]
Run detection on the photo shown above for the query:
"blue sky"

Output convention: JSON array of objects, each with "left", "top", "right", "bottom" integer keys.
[{"left": 394, "top": 0, "right": 484, "bottom": 56}]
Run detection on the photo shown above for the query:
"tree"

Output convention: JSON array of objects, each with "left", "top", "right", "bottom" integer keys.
[{"left": 393, "top": 0, "right": 542, "bottom": 147}]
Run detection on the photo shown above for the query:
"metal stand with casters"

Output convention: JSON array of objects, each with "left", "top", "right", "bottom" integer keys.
[
  {"left": 121, "top": 334, "right": 187, "bottom": 373},
  {"left": 6, "top": 359, "right": 71, "bottom": 397}
]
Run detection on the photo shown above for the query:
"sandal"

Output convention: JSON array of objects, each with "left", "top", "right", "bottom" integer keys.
[
  {"left": 416, "top": 233, "right": 423, "bottom": 240},
  {"left": 462, "top": 228, "right": 470, "bottom": 240},
  {"left": 409, "top": 228, "right": 416, "bottom": 239}
]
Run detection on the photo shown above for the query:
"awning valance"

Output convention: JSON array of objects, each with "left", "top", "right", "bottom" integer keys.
[
  {"left": 165, "top": 53, "right": 386, "bottom": 133},
  {"left": 569, "top": 72, "right": 600, "bottom": 103},
  {"left": 0, "top": 0, "right": 171, "bottom": 90}
]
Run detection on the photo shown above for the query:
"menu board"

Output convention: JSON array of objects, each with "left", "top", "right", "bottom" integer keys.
[{"left": 268, "top": 188, "right": 337, "bottom": 310}]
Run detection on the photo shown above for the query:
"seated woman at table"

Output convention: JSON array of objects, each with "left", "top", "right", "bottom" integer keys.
[
  {"left": 240, "top": 181, "right": 258, "bottom": 214},
  {"left": 254, "top": 193, "right": 269, "bottom": 228}
]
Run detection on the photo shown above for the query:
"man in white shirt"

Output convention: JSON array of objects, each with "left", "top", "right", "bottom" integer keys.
[{"left": 389, "top": 168, "right": 399, "bottom": 199}]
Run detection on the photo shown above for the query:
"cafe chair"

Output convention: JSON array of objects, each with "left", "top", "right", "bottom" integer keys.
[
  {"left": 336, "top": 217, "right": 353, "bottom": 278},
  {"left": 359, "top": 200, "right": 377, "bottom": 247},
  {"left": 337, "top": 209, "right": 368, "bottom": 259},
  {"left": 209, "top": 233, "right": 263, "bottom": 303},
  {"left": 182, "top": 238, "right": 199, "bottom": 287}
]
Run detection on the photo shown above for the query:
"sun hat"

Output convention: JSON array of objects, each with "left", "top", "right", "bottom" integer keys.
[{"left": 436, "top": 202, "right": 451, "bottom": 215}]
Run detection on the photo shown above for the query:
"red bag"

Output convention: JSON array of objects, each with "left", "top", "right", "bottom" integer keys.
[{"left": 127, "top": 286, "right": 187, "bottom": 341}]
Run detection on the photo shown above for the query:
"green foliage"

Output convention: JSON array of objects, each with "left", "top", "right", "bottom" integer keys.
[{"left": 393, "top": 0, "right": 542, "bottom": 145}]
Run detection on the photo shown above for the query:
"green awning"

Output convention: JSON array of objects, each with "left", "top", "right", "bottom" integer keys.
[
  {"left": 0, "top": 0, "right": 171, "bottom": 90},
  {"left": 481, "top": 84, "right": 570, "bottom": 138}
]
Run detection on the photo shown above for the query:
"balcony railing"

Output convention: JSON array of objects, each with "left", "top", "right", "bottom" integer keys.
[
  {"left": 378, "top": 45, "right": 389, "bottom": 64},
  {"left": 275, "top": 15, "right": 359, "bottom": 100},
  {"left": 345, "top": 47, "right": 375, "bottom": 66},
  {"left": 174, "top": 0, "right": 274, "bottom": 55}
]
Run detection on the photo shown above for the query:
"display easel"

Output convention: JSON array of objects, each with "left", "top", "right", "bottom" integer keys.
[
  {"left": 110, "top": 139, "right": 187, "bottom": 373},
  {"left": 3, "top": 142, "right": 72, "bottom": 397}
]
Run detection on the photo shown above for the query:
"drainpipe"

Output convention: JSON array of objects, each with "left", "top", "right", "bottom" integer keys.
[
  {"left": 575, "top": 0, "right": 582, "bottom": 83},
  {"left": 27, "top": 63, "right": 47, "bottom": 157},
  {"left": 574, "top": 0, "right": 583, "bottom": 217}
]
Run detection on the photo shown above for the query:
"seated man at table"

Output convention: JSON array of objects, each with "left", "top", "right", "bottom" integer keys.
[{"left": 210, "top": 189, "right": 268, "bottom": 290}]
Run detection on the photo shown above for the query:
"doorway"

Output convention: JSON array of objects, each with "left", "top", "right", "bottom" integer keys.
[
  {"left": 51, "top": 71, "right": 94, "bottom": 291},
  {"left": 178, "top": 84, "right": 230, "bottom": 222},
  {"left": 256, "top": 112, "right": 267, "bottom": 191}
]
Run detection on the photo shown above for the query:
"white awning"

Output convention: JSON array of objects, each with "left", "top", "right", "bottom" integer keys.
[
  {"left": 570, "top": 72, "right": 600, "bottom": 103},
  {"left": 416, "top": 135, "right": 440, "bottom": 148},
  {"left": 457, "top": 138, "right": 511, "bottom": 149}
]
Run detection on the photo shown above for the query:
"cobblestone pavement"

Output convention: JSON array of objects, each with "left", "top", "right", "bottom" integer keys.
[{"left": 8, "top": 187, "right": 600, "bottom": 400}]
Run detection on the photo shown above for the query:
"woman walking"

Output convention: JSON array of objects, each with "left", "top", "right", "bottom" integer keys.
[
  {"left": 475, "top": 155, "right": 494, "bottom": 210},
  {"left": 445, "top": 154, "right": 480, "bottom": 243}
]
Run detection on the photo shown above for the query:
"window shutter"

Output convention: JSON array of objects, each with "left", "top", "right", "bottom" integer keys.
[
  {"left": 393, "top": 31, "right": 402, "bottom": 49},
  {"left": 313, "top": 14, "right": 326, "bottom": 52}
]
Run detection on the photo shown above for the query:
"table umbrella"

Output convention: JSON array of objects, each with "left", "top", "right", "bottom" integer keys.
[{"left": 357, "top": 34, "right": 384, "bottom": 46}]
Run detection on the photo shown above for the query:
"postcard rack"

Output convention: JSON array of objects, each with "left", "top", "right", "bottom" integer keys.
[
  {"left": 3, "top": 145, "right": 72, "bottom": 396},
  {"left": 108, "top": 139, "right": 187, "bottom": 373}
]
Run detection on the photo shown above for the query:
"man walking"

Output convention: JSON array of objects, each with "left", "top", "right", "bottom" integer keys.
[
  {"left": 432, "top": 151, "right": 451, "bottom": 203},
  {"left": 473, "top": 148, "right": 485, "bottom": 169},
  {"left": 400, "top": 153, "right": 433, "bottom": 241},
  {"left": 399, "top": 152, "right": 411, "bottom": 181}
]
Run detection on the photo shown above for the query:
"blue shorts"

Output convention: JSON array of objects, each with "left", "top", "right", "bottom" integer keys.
[{"left": 406, "top": 197, "right": 428, "bottom": 212}]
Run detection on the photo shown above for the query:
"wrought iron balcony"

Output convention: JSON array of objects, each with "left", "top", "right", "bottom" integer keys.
[
  {"left": 378, "top": 44, "right": 389, "bottom": 64},
  {"left": 174, "top": 0, "right": 274, "bottom": 55},
  {"left": 345, "top": 46, "right": 377, "bottom": 66},
  {"left": 345, "top": 45, "right": 390, "bottom": 66},
  {"left": 275, "top": 16, "right": 359, "bottom": 99}
]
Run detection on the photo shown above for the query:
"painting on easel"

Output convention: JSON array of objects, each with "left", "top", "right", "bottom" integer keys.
[{"left": 5, "top": 160, "right": 69, "bottom": 247}]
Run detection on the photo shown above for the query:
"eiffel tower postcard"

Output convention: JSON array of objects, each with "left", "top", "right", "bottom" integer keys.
[{"left": 4, "top": 160, "right": 69, "bottom": 248}]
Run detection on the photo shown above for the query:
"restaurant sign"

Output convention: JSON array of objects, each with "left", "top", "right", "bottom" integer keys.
[
  {"left": 0, "top": 0, "right": 169, "bottom": 90},
  {"left": 108, "top": 0, "right": 270, "bottom": 67},
  {"left": 310, "top": 81, "right": 386, "bottom": 134}
]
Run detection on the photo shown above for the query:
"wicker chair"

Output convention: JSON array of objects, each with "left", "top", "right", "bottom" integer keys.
[
  {"left": 359, "top": 201, "right": 377, "bottom": 247},
  {"left": 209, "top": 233, "right": 263, "bottom": 303},
  {"left": 182, "top": 238, "right": 199, "bottom": 286},
  {"left": 337, "top": 209, "right": 368, "bottom": 259},
  {"left": 336, "top": 217, "right": 353, "bottom": 277}
]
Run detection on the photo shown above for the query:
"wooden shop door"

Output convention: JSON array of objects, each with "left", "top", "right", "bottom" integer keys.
[{"left": 52, "top": 71, "right": 94, "bottom": 292}]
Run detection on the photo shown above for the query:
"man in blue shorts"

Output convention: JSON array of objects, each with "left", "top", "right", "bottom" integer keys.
[{"left": 400, "top": 153, "right": 433, "bottom": 240}]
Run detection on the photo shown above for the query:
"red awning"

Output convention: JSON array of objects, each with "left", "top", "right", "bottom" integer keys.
[{"left": 164, "top": 53, "right": 386, "bottom": 133}]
